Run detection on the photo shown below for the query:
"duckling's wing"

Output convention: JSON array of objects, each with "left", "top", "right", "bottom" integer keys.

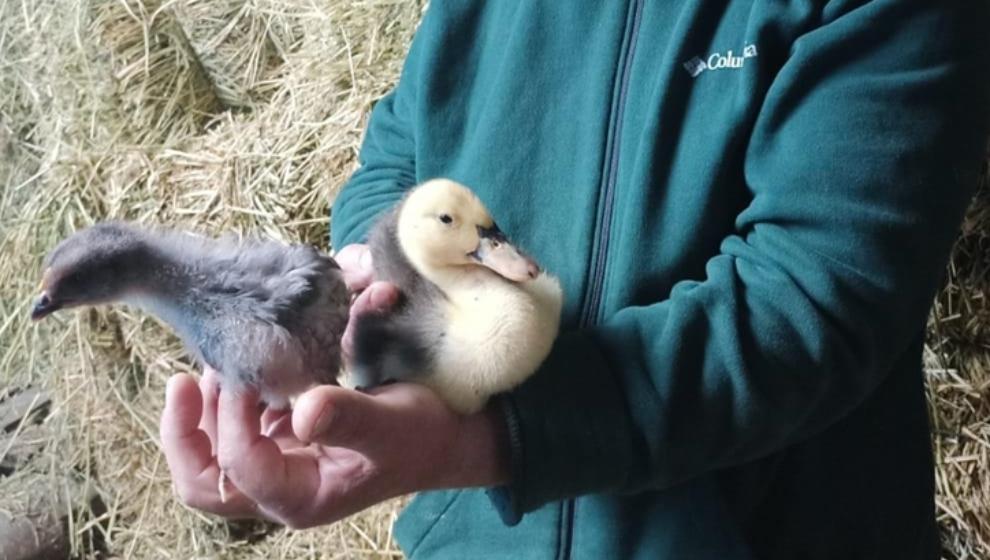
[{"left": 349, "top": 310, "right": 431, "bottom": 388}]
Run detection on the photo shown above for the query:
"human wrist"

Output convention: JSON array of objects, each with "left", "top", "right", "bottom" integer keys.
[{"left": 442, "top": 404, "right": 510, "bottom": 489}]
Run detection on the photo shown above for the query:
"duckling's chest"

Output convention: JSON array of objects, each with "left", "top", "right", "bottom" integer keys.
[
  {"left": 444, "top": 279, "right": 535, "bottom": 344},
  {"left": 420, "top": 273, "right": 561, "bottom": 413}
]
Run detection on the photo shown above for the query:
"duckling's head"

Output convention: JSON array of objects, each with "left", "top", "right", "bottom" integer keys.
[
  {"left": 397, "top": 179, "right": 540, "bottom": 282},
  {"left": 32, "top": 222, "right": 151, "bottom": 320}
]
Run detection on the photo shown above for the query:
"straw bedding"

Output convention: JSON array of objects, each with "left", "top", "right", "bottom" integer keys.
[
  {"left": 928, "top": 176, "right": 990, "bottom": 560},
  {"left": 1, "top": 0, "right": 423, "bottom": 557},
  {"left": 0, "top": 1, "right": 987, "bottom": 558}
]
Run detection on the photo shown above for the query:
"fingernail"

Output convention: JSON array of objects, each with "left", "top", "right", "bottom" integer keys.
[
  {"left": 369, "top": 284, "right": 396, "bottom": 309},
  {"left": 312, "top": 404, "right": 334, "bottom": 438},
  {"left": 164, "top": 376, "right": 180, "bottom": 404},
  {"left": 359, "top": 248, "right": 372, "bottom": 271}
]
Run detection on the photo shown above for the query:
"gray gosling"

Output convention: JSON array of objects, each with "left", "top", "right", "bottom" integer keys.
[{"left": 32, "top": 222, "right": 350, "bottom": 501}]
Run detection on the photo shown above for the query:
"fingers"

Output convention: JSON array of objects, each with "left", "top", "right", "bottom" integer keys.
[
  {"left": 341, "top": 281, "right": 401, "bottom": 359},
  {"left": 217, "top": 389, "right": 320, "bottom": 521},
  {"left": 334, "top": 244, "right": 375, "bottom": 292},
  {"left": 161, "top": 374, "right": 203, "bottom": 444},
  {"left": 293, "top": 386, "right": 373, "bottom": 450},
  {"left": 260, "top": 407, "right": 291, "bottom": 437},
  {"left": 361, "top": 281, "right": 401, "bottom": 310},
  {"left": 209, "top": 383, "right": 461, "bottom": 528},
  {"left": 160, "top": 374, "right": 260, "bottom": 518},
  {"left": 198, "top": 368, "right": 220, "bottom": 453},
  {"left": 292, "top": 383, "right": 430, "bottom": 456},
  {"left": 292, "top": 383, "right": 466, "bottom": 495},
  {"left": 261, "top": 407, "right": 306, "bottom": 451}
]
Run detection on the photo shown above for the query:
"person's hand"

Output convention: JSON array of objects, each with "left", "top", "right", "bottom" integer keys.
[
  {"left": 159, "top": 369, "right": 508, "bottom": 528},
  {"left": 159, "top": 243, "right": 510, "bottom": 527},
  {"left": 334, "top": 243, "right": 401, "bottom": 361}
]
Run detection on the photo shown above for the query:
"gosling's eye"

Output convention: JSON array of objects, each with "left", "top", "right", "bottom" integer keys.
[
  {"left": 439, "top": 214, "right": 453, "bottom": 225},
  {"left": 491, "top": 240, "right": 501, "bottom": 248}
]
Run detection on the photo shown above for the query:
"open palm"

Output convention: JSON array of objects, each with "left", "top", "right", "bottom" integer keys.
[{"left": 160, "top": 368, "right": 469, "bottom": 529}]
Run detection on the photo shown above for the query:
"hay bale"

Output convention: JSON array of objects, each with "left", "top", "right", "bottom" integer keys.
[
  {"left": 90, "top": 0, "right": 222, "bottom": 141},
  {"left": 171, "top": 0, "right": 284, "bottom": 109}
]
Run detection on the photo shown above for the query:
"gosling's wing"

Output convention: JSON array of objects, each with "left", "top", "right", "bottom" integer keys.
[
  {"left": 233, "top": 241, "right": 350, "bottom": 383},
  {"left": 185, "top": 238, "right": 340, "bottom": 321},
  {"left": 279, "top": 245, "right": 351, "bottom": 384},
  {"left": 175, "top": 236, "right": 349, "bottom": 383}
]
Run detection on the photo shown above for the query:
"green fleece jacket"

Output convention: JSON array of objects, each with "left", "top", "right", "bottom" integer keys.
[{"left": 331, "top": 1, "right": 990, "bottom": 558}]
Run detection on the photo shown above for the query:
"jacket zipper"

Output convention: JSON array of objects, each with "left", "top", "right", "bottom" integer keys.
[
  {"left": 578, "top": 0, "right": 644, "bottom": 329},
  {"left": 563, "top": 0, "right": 643, "bottom": 558}
]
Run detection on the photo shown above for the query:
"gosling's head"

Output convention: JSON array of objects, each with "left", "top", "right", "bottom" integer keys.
[
  {"left": 396, "top": 179, "right": 540, "bottom": 282},
  {"left": 32, "top": 222, "right": 150, "bottom": 320}
]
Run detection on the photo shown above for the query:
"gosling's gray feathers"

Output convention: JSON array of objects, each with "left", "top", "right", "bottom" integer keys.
[
  {"left": 350, "top": 210, "right": 446, "bottom": 388},
  {"left": 42, "top": 222, "right": 350, "bottom": 406}
]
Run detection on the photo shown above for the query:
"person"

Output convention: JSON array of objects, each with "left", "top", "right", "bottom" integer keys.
[{"left": 160, "top": 1, "right": 990, "bottom": 558}]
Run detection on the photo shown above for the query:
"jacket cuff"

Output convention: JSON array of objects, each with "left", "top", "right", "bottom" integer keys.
[
  {"left": 486, "top": 331, "right": 636, "bottom": 524},
  {"left": 485, "top": 394, "right": 526, "bottom": 526}
]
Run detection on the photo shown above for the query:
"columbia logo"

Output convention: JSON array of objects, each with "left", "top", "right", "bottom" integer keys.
[{"left": 684, "top": 43, "right": 758, "bottom": 77}]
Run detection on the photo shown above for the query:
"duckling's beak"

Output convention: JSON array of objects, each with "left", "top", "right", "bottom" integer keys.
[
  {"left": 470, "top": 224, "right": 540, "bottom": 282},
  {"left": 30, "top": 292, "right": 61, "bottom": 321}
]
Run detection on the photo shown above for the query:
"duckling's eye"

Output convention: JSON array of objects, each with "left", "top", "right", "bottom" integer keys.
[
  {"left": 491, "top": 240, "right": 501, "bottom": 248},
  {"left": 439, "top": 214, "right": 453, "bottom": 225}
]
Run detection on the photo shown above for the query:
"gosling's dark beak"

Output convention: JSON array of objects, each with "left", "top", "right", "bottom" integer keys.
[
  {"left": 470, "top": 223, "right": 540, "bottom": 282},
  {"left": 30, "top": 293, "right": 61, "bottom": 321}
]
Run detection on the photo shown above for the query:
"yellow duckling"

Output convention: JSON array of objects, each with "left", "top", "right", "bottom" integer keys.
[{"left": 349, "top": 179, "right": 563, "bottom": 414}]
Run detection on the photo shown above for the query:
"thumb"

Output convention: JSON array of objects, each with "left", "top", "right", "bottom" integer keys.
[
  {"left": 292, "top": 386, "right": 388, "bottom": 453},
  {"left": 334, "top": 244, "right": 374, "bottom": 292},
  {"left": 341, "top": 281, "right": 401, "bottom": 360},
  {"left": 292, "top": 384, "right": 451, "bottom": 456}
]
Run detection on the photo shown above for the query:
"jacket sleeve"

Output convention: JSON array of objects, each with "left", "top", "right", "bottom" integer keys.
[
  {"left": 329, "top": 20, "right": 424, "bottom": 250},
  {"left": 490, "top": 0, "right": 990, "bottom": 522}
]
